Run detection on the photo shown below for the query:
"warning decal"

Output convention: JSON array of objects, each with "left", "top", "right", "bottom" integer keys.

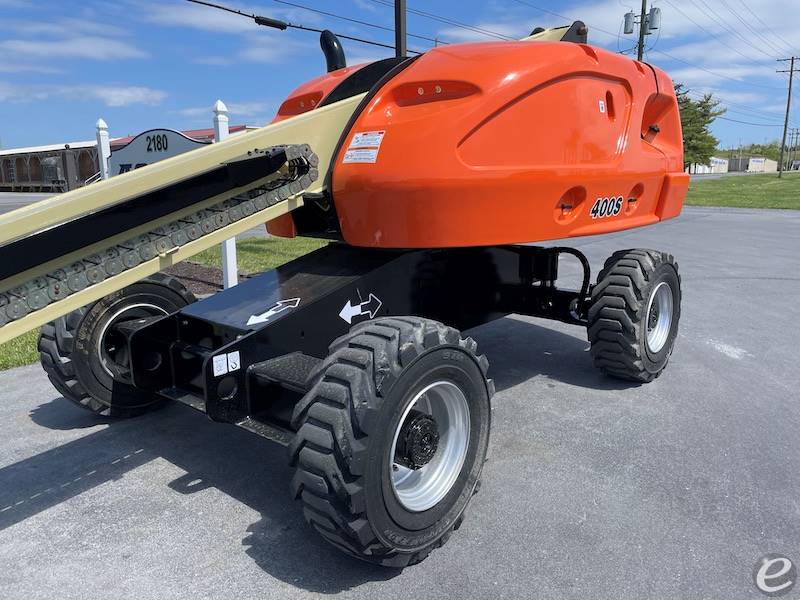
[
  {"left": 349, "top": 130, "right": 385, "bottom": 149},
  {"left": 343, "top": 149, "right": 379, "bottom": 164},
  {"left": 344, "top": 130, "right": 385, "bottom": 164}
]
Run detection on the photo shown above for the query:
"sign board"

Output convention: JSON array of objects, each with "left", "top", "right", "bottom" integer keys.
[{"left": 109, "top": 129, "right": 210, "bottom": 176}]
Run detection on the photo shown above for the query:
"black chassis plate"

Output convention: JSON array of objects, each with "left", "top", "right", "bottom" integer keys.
[{"left": 129, "top": 243, "right": 587, "bottom": 424}]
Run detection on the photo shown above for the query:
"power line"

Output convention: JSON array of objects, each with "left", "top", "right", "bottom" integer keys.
[
  {"left": 289, "top": 22, "right": 420, "bottom": 53},
  {"left": 270, "top": 0, "right": 445, "bottom": 45},
  {"left": 687, "top": 92, "right": 791, "bottom": 125},
  {"left": 184, "top": 0, "right": 422, "bottom": 54},
  {"left": 651, "top": 48, "right": 784, "bottom": 90},
  {"left": 716, "top": 116, "right": 785, "bottom": 127},
  {"left": 719, "top": 106, "right": 793, "bottom": 126},
  {"left": 687, "top": 0, "right": 777, "bottom": 60},
  {"left": 718, "top": 0, "right": 788, "bottom": 58},
  {"left": 736, "top": 0, "right": 796, "bottom": 56},
  {"left": 685, "top": 90, "right": 786, "bottom": 118},
  {"left": 662, "top": 0, "right": 765, "bottom": 68},
  {"left": 368, "top": 0, "right": 514, "bottom": 40},
  {"left": 508, "top": 0, "right": 581, "bottom": 27},
  {"left": 510, "top": 0, "right": 627, "bottom": 43}
]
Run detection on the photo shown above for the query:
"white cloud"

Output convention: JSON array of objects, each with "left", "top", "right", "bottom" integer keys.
[
  {"left": 0, "top": 36, "right": 146, "bottom": 60},
  {"left": 175, "top": 106, "right": 210, "bottom": 119},
  {"left": 0, "top": 15, "right": 141, "bottom": 72},
  {"left": 351, "top": 0, "right": 377, "bottom": 12},
  {"left": 93, "top": 86, "right": 167, "bottom": 106},
  {"left": 0, "top": 81, "right": 167, "bottom": 107},
  {"left": 3, "top": 37, "right": 143, "bottom": 61},
  {"left": 0, "top": 63, "right": 62, "bottom": 74},
  {"left": 227, "top": 101, "right": 272, "bottom": 117},
  {"left": 7, "top": 17, "right": 129, "bottom": 38},
  {"left": 177, "top": 101, "right": 271, "bottom": 119},
  {"left": 237, "top": 35, "right": 312, "bottom": 63},
  {"left": 347, "top": 51, "right": 393, "bottom": 66},
  {"left": 194, "top": 56, "right": 234, "bottom": 66}
]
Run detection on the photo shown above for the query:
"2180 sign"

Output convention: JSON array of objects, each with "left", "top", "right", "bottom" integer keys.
[{"left": 146, "top": 134, "right": 169, "bottom": 152}]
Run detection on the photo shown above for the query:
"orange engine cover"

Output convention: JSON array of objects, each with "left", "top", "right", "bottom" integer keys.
[{"left": 331, "top": 41, "right": 688, "bottom": 248}]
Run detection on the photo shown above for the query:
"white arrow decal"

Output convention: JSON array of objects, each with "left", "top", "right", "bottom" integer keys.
[
  {"left": 339, "top": 293, "right": 382, "bottom": 325},
  {"left": 247, "top": 297, "right": 301, "bottom": 326}
]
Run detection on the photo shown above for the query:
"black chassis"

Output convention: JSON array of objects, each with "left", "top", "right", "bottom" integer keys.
[{"left": 127, "top": 243, "right": 591, "bottom": 444}]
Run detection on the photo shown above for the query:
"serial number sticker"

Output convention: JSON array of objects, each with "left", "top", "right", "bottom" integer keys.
[
  {"left": 349, "top": 130, "right": 385, "bottom": 149},
  {"left": 343, "top": 148, "right": 379, "bottom": 164},
  {"left": 590, "top": 196, "right": 624, "bottom": 219},
  {"left": 212, "top": 354, "right": 228, "bottom": 377}
]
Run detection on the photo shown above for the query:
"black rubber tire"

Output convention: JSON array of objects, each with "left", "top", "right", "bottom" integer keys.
[
  {"left": 288, "top": 316, "right": 493, "bottom": 567},
  {"left": 587, "top": 249, "right": 681, "bottom": 382},
  {"left": 38, "top": 273, "right": 195, "bottom": 417}
]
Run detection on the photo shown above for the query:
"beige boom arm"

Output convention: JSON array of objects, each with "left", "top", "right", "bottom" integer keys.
[{"left": 0, "top": 94, "right": 365, "bottom": 345}]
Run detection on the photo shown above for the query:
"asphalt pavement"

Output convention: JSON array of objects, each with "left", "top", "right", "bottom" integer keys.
[
  {"left": 1, "top": 206, "right": 799, "bottom": 599},
  {"left": 0, "top": 192, "right": 52, "bottom": 214}
]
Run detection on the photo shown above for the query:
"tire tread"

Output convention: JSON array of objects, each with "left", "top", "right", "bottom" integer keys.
[
  {"left": 588, "top": 249, "right": 680, "bottom": 382},
  {"left": 288, "top": 317, "right": 492, "bottom": 567},
  {"left": 37, "top": 273, "right": 194, "bottom": 417}
]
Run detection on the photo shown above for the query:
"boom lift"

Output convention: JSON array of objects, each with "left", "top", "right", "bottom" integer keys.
[{"left": 0, "top": 15, "right": 688, "bottom": 566}]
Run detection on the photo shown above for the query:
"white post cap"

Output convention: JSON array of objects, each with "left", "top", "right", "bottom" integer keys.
[{"left": 213, "top": 100, "right": 228, "bottom": 115}]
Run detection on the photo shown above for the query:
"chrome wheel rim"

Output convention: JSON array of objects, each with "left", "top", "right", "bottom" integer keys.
[
  {"left": 645, "top": 281, "right": 673, "bottom": 354},
  {"left": 390, "top": 381, "right": 470, "bottom": 512}
]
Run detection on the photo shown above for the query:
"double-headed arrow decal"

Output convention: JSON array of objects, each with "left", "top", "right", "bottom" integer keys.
[
  {"left": 339, "top": 293, "right": 382, "bottom": 324},
  {"left": 247, "top": 297, "right": 301, "bottom": 326}
]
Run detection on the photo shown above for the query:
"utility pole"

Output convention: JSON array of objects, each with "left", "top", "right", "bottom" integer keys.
[
  {"left": 394, "top": 0, "right": 407, "bottom": 58},
  {"left": 636, "top": 0, "right": 648, "bottom": 61},
  {"left": 622, "top": 3, "right": 660, "bottom": 61},
  {"left": 792, "top": 128, "right": 799, "bottom": 170},
  {"left": 777, "top": 57, "right": 797, "bottom": 178},
  {"left": 795, "top": 128, "right": 799, "bottom": 169}
]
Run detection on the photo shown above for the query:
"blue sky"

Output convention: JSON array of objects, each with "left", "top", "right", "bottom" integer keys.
[{"left": 1, "top": 0, "right": 798, "bottom": 150}]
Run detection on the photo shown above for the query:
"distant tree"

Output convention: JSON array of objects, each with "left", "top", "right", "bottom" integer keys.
[
  {"left": 739, "top": 141, "right": 782, "bottom": 161},
  {"left": 675, "top": 84, "right": 725, "bottom": 169}
]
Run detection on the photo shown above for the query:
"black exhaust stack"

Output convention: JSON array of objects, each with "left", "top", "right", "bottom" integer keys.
[{"left": 320, "top": 30, "right": 346, "bottom": 72}]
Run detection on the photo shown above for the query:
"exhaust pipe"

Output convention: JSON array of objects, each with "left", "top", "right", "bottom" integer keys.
[{"left": 320, "top": 30, "right": 346, "bottom": 72}]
